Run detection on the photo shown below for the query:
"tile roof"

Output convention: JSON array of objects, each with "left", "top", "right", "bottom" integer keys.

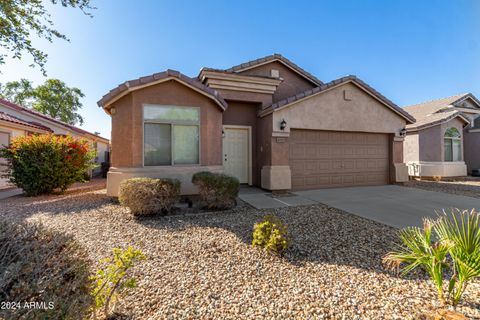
[
  {"left": 0, "top": 98, "right": 109, "bottom": 142},
  {"left": 403, "top": 93, "right": 477, "bottom": 130},
  {"left": 260, "top": 75, "right": 416, "bottom": 123},
  {"left": 402, "top": 94, "right": 468, "bottom": 120},
  {"left": 98, "top": 69, "right": 227, "bottom": 111},
  {"left": 221, "top": 53, "right": 324, "bottom": 86},
  {"left": 0, "top": 111, "right": 53, "bottom": 131},
  {"left": 406, "top": 109, "right": 470, "bottom": 131}
]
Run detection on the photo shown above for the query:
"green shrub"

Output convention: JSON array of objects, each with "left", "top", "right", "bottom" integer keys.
[
  {"left": 252, "top": 215, "right": 290, "bottom": 255},
  {"left": 118, "top": 177, "right": 180, "bottom": 216},
  {"left": 0, "top": 220, "right": 93, "bottom": 320},
  {"left": 91, "top": 246, "right": 145, "bottom": 318},
  {"left": 192, "top": 171, "right": 239, "bottom": 210},
  {"left": 0, "top": 134, "right": 96, "bottom": 196},
  {"left": 384, "top": 209, "right": 480, "bottom": 306}
]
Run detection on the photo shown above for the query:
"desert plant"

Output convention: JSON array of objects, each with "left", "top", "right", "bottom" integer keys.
[
  {"left": 118, "top": 177, "right": 180, "bottom": 216},
  {"left": 252, "top": 215, "right": 290, "bottom": 256},
  {"left": 432, "top": 175, "right": 442, "bottom": 182},
  {"left": 91, "top": 246, "right": 145, "bottom": 318},
  {"left": 384, "top": 209, "right": 480, "bottom": 306},
  {"left": 383, "top": 218, "right": 452, "bottom": 303},
  {"left": 0, "top": 220, "right": 93, "bottom": 320},
  {"left": 0, "top": 134, "right": 96, "bottom": 196},
  {"left": 192, "top": 171, "right": 239, "bottom": 210},
  {"left": 435, "top": 209, "right": 480, "bottom": 306}
]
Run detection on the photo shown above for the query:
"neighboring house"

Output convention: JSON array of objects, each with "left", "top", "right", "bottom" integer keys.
[
  {"left": 403, "top": 93, "right": 480, "bottom": 177},
  {"left": 0, "top": 98, "right": 110, "bottom": 188},
  {"left": 98, "top": 54, "right": 415, "bottom": 196}
]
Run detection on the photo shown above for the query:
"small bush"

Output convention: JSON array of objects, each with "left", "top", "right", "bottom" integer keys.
[
  {"left": 252, "top": 215, "right": 290, "bottom": 255},
  {"left": 91, "top": 246, "right": 146, "bottom": 318},
  {"left": 0, "top": 134, "right": 96, "bottom": 196},
  {"left": 192, "top": 171, "right": 239, "bottom": 210},
  {"left": 118, "top": 177, "right": 180, "bottom": 216},
  {"left": 432, "top": 175, "right": 442, "bottom": 182},
  {"left": 0, "top": 220, "right": 93, "bottom": 320}
]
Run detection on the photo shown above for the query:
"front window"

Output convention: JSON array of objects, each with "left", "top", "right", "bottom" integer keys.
[
  {"left": 444, "top": 127, "right": 461, "bottom": 162},
  {"left": 143, "top": 105, "right": 199, "bottom": 166}
]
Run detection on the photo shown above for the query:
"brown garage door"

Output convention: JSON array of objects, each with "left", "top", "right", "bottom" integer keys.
[{"left": 290, "top": 129, "right": 390, "bottom": 190}]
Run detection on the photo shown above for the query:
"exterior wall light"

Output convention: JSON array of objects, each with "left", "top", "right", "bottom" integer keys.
[
  {"left": 110, "top": 107, "right": 116, "bottom": 115},
  {"left": 280, "top": 119, "right": 287, "bottom": 131},
  {"left": 399, "top": 128, "right": 407, "bottom": 137},
  {"left": 222, "top": 129, "right": 225, "bottom": 138}
]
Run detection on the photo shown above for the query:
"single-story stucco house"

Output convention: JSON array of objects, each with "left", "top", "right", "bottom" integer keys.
[
  {"left": 99, "top": 54, "right": 416, "bottom": 196},
  {"left": 403, "top": 93, "right": 480, "bottom": 177},
  {"left": 0, "top": 98, "right": 110, "bottom": 188}
]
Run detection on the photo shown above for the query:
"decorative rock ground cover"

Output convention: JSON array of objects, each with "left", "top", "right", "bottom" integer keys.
[
  {"left": 1, "top": 190, "right": 479, "bottom": 319},
  {"left": 403, "top": 179, "right": 480, "bottom": 199}
]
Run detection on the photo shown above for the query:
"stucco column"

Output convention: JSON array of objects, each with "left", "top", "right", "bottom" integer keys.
[
  {"left": 261, "top": 131, "right": 292, "bottom": 190},
  {"left": 392, "top": 136, "right": 409, "bottom": 182}
]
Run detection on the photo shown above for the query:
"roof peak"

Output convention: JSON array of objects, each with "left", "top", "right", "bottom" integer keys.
[{"left": 221, "top": 53, "right": 324, "bottom": 86}]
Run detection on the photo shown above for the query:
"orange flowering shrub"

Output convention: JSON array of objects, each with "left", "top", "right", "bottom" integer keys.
[{"left": 0, "top": 134, "right": 96, "bottom": 196}]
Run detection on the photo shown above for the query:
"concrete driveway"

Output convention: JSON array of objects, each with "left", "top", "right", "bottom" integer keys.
[
  {"left": 295, "top": 185, "right": 480, "bottom": 228},
  {"left": 239, "top": 185, "right": 480, "bottom": 228}
]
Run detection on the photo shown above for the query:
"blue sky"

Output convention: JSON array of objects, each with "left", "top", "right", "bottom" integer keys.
[{"left": 1, "top": 0, "right": 479, "bottom": 139}]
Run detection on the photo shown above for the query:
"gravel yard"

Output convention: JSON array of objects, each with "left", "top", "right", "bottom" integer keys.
[
  {"left": 1, "top": 189, "right": 479, "bottom": 319},
  {"left": 403, "top": 179, "right": 480, "bottom": 199}
]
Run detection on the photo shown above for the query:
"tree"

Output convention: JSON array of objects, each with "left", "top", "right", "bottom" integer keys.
[
  {"left": 0, "top": 79, "right": 33, "bottom": 106},
  {"left": 0, "top": 0, "right": 94, "bottom": 75},
  {"left": 0, "top": 78, "right": 85, "bottom": 125}
]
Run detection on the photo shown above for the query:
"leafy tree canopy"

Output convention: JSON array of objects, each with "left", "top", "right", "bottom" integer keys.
[
  {"left": 0, "top": 78, "right": 85, "bottom": 125},
  {"left": 0, "top": 0, "right": 94, "bottom": 75}
]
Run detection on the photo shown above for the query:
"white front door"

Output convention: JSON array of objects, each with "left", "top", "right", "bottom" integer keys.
[{"left": 223, "top": 127, "right": 249, "bottom": 183}]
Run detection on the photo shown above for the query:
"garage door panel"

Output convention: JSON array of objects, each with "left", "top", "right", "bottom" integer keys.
[{"left": 290, "top": 129, "right": 389, "bottom": 190}]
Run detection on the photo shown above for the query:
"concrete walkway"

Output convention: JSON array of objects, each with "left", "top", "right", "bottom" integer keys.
[
  {"left": 239, "top": 185, "right": 480, "bottom": 228},
  {"left": 0, "top": 188, "right": 23, "bottom": 200}
]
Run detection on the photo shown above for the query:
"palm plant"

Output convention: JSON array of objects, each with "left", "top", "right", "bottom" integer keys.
[
  {"left": 384, "top": 209, "right": 480, "bottom": 306},
  {"left": 383, "top": 219, "right": 453, "bottom": 303},
  {"left": 435, "top": 209, "right": 480, "bottom": 306}
]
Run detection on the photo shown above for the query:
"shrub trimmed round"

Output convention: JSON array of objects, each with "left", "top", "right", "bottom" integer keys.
[
  {"left": 252, "top": 215, "right": 290, "bottom": 256},
  {"left": 0, "top": 134, "right": 95, "bottom": 196},
  {"left": 0, "top": 220, "right": 93, "bottom": 320},
  {"left": 192, "top": 171, "right": 240, "bottom": 210},
  {"left": 118, "top": 177, "right": 181, "bottom": 216}
]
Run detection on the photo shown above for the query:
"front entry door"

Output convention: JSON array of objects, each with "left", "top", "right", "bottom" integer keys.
[{"left": 223, "top": 127, "right": 249, "bottom": 183}]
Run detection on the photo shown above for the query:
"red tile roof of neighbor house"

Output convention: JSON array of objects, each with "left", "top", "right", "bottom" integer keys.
[
  {"left": 403, "top": 93, "right": 479, "bottom": 130},
  {"left": 0, "top": 111, "right": 53, "bottom": 131},
  {"left": 259, "top": 75, "right": 416, "bottom": 124},
  {"left": 0, "top": 98, "right": 109, "bottom": 142},
  {"left": 97, "top": 69, "right": 228, "bottom": 111}
]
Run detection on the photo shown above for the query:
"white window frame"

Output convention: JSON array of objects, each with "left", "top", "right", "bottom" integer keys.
[
  {"left": 142, "top": 104, "right": 201, "bottom": 167},
  {"left": 443, "top": 127, "right": 462, "bottom": 162}
]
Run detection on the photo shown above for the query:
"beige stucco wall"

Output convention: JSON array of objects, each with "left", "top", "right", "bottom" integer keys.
[
  {"left": 404, "top": 132, "right": 419, "bottom": 162},
  {"left": 107, "top": 165, "right": 223, "bottom": 196},
  {"left": 271, "top": 82, "right": 406, "bottom": 134}
]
